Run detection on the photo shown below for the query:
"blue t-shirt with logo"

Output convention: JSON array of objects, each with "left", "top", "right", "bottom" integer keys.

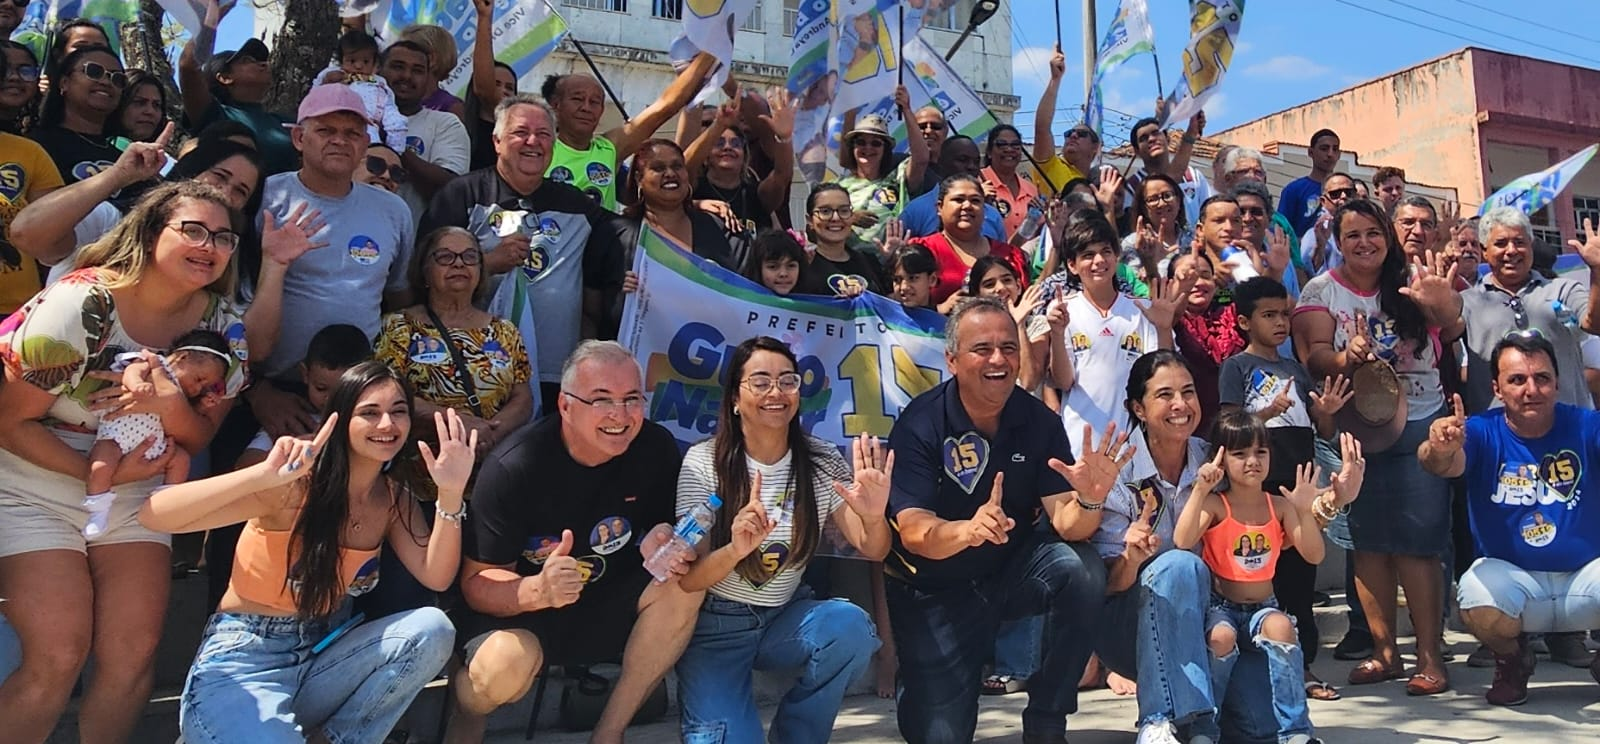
[
  {"left": 1277, "top": 176, "right": 1323, "bottom": 239},
  {"left": 1464, "top": 404, "right": 1600, "bottom": 572}
]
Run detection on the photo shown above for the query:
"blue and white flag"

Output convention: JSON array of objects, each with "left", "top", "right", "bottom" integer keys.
[
  {"left": 1160, "top": 0, "right": 1245, "bottom": 128},
  {"left": 669, "top": 0, "right": 759, "bottom": 103},
  {"left": 1479, "top": 144, "right": 1599, "bottom": 217},
  {"left": 1085, "top": 0, "right": 1154, "bottom": 137},
  {"left": 374, "top": 0, "right": 568, "bottom": 99}
]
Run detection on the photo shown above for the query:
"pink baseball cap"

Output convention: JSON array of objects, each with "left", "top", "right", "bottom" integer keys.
[{"left": 296, "top": 84, "right": 367, "bottom": 124}]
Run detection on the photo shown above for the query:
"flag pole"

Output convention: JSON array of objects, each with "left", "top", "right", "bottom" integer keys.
[
  {"left": 1152, "top": 51, "right": 1164, "bottom": 104},
  {"left": 898, "top": 6, "right": 906, "bottom": 87},
  {"left": 539, "top": 0, "right": 630, "bottom": 120}
]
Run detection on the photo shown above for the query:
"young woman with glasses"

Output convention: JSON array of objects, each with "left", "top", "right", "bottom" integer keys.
[{"left": 0, "top": 40, "right": 41, "bottom": 134}]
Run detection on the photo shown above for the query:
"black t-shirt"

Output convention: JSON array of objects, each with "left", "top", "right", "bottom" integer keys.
[
  {"left": 613, "top": 211, "right": 739, "bottom": 273},
  {"left": 464, "top": 415, "right": 682, "bottom": 606},
  {"left": 469, "top": 116, "right": 497, "bottom": 172},
  {"left": 691, "top": 174, "right": 768, "bottom": 270},
  {"left": 29, "top": 127, "right": 120, "bottom": 185},
  {"left": 798, "top": 247, "right": 886, "bottom": 297},
  {"left": 885, "top": 378, "right": 1076, "bottom": 590}
]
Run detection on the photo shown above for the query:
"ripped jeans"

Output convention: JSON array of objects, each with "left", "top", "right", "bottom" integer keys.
[{"left": 1204, "top": 594, "right": 1312, "bottom": 743}]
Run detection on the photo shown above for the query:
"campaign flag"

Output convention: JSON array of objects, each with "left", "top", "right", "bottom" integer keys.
[
  {"left": 1084, "top": 0, "right": 1155, "bottom": 137},
  {"left": 1478, "top": 144, "right": 1599, "bottom": 217},
  {"left": 891, "top": 35, "right": 998, "bottom": 148},
  {"left": 15, "top": 1, "right": 139, "bottom": 58},
  {"left": 831, "top": 0, "right": 902, "bottom": 116},
  {"left": 669, "top": 0, "right": 759, "bottom": 103},
  {"left": 374, "top": 0, "right": 568, "bottom": 99},
  {"left": 788, "top": 0, "right": 835, "bottom": 184},
  {"left": 618, "top": 223, "right": 947, "bottom": 451},
  {"left": 1159, "top": 0, "right": 1245, "bottom": 128}
]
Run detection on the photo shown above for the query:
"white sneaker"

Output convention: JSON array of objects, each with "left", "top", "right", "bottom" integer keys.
[{"left": 1136, "top": 721, "right": 1182, "bottom": 744}]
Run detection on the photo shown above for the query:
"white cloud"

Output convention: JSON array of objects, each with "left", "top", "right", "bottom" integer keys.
[
  {"left": 1241, "top": 55, "right": 1332, "bottom": 81},
  {"left": 1012, "top": 46, "right": 1058, "bottom": 96}
]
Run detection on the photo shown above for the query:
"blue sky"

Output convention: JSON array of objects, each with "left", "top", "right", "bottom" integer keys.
[{"left": 1005, "top": 0, "right": 1600, "bottom": 147}]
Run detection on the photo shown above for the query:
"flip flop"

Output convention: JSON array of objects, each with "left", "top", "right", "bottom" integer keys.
[
  {"left": 1305, "top": 678, "right": 1342, "bottom": 701},
  {"left": 1347, "top": 658, "right": 1403, "bottom": 685},
  {"left": 981, "top": 674, "right": 1027, "bottom": 695},
  {"left": 1406, "top": 671, "right": 1450, "bottom": 696}
]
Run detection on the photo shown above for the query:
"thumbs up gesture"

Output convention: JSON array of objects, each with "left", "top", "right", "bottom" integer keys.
[
  {"left": 729, "top": 471, "right": 776, "bottom": 557},
  {"left": 962, "top": 472, "right": 1015, "bottom": 547},
  {"left": 539, "top": 529, "right": 584, "bottom": 609}
]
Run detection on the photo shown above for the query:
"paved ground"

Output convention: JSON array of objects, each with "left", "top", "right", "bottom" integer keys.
[{"left": 488, "top": 628, "right": 1600, "bottom": 743}]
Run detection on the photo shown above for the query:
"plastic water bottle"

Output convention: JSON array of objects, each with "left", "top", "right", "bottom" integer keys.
[{"left": 644, "top": 494, "right": 723, "bottom": 582}]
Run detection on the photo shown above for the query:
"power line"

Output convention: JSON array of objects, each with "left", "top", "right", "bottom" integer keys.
[
  {"left": 1444, "top": 0, "right": 1600, "bottom": 48},
  {"left": 1335, "top": 0, "right": 1600, "bottom": 68}
]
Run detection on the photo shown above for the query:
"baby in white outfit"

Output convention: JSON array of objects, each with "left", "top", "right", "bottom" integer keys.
[{"left": 315, "top": 28, "right": 408, "bottom": 150}]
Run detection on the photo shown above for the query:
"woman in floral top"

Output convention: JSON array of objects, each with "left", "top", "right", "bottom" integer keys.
[
  {"left": 376, "top": 226, "right": 533, "bottom": 453},
  {"left": 0, "top": 181, "right": 248, "bottom": 741}
]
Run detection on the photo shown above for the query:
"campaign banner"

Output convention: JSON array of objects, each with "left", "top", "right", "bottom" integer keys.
[
  {"left": 16, "top": 1, "right": 138, "bottom": 58},
  {"left": 1479, "top": 144, "right": 1599, "bottom": 217},
  {"left": 1160, "top": 0, "right": 1245, "bottom": 128},
  {"left": 669, "top": 0, "right": 759, "bottom": 103},
  {"left": 1085, "top": 0, "right": 1155, "bottom": 138},
  {"left": 374, "top": 0, "right": 568, "bottom": 99},
  {"left": 618, "top": 224, "right": 948, "bottom": 451},
  {"left": 831, "top": 0, "right": 902, "bottom": 116},
  {"left": 891, "top": 35, "right": 998, "bottom": 149}
]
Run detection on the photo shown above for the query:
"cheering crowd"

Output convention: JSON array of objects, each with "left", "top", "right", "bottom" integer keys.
[{"left": 0, "top": 2, "right": 1599, "bottom": 743}]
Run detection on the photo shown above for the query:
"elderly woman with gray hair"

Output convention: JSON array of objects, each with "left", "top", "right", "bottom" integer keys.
[{"left": 375, "top": 226, "right": 535, "bottom": 453}]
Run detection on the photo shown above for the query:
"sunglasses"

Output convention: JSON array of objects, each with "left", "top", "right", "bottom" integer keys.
[
  {"left": 917, "top": 121, "right": 947, "bottom": 132},
  {"left": 78, "top": 61, "right": 126, "bottom": 88},
  {"left": 1507, "top": 295, "right": 1528, "bottom": 330},
  {"left": 1065, "top": 129, "right": 1096, "bottom": 141},
  {"left": 1326, "top": 188, "right": 1356, "bottom": 200},
  {"left": 364, "top": 156, "right": 408, "bottom": 183},
  {"left": 0, "top": 0, "right": 28, "bottom": 7}
]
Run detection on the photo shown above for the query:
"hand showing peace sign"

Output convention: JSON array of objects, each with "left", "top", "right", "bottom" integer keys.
[
  {"left": 962, "top": 472, "right": 1014, "bottom": 547},
  {"left": 265, "top": 414, "right": 339, "bottom": 485}
]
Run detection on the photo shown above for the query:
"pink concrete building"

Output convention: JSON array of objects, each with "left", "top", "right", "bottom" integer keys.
[{"left": 1215, "top": 47, "right": 1600, "bottom": 244}]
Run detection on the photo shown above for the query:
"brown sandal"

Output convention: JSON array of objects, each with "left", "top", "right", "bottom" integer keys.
[
  {"left": 1347, "top": 658, "right": 1403, "bottom": 685},
  {"left": 1405, "top": 671, "right": 1450, "bottom": 696}
]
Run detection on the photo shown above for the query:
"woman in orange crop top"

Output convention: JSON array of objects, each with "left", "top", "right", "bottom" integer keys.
[
  {"left": 138, "top": 362, "right": 477, "bottom": 743},
  {"left": 1172, "top": 410, "right": 1332, "bottom": 744}
]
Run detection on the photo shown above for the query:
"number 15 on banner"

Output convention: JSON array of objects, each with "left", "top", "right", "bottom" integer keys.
[{"left": 838, "top": 344, "right": 941, "bottom": 438}]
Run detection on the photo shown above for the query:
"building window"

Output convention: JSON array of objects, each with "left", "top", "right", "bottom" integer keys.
[
  {"left": 1575, "top": 195, "right": 1600, "bottom": 238},
  {"left": 654, "top": 0, "right": 682, "bottom": 20},
  {"left": 783, "top": 0, "right": 799, "bottom": 35},
  {"left": 564, "top": 0, "right": 627, "bottom": 11},
  {"left": 742, "top": 1, "right": 765, "bottom": 31}
]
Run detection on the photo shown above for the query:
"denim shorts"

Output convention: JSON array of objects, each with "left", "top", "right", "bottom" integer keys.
[{"left": 1205, "top": 593, "right": 1289, "bottom": 641}]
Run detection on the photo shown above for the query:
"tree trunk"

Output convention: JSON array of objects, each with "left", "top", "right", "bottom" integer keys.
[
  {"left": 264, "top": 0, "right": 340, "bottom": 118},
  {"left": 123, "top": 1, "right": 182, "bottom": 125}
]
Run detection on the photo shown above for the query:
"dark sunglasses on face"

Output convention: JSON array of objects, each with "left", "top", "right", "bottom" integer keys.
[
  {"left": 917, "top": 121, "right": 947, "bottom": 132},
  {"left": 0, "top": 0, "right": 28, "bottom": 7},
  {"left": 79, "top": 61, "right": 126, "bottom": 88},
  {"left": 1065, "top": 129, "right": 1096, "bottom": 141},
  {"left": 364, "top": 156, "right": 408, "bottom": 183},
  {"left": 1326, "top": 188, "right": 1356, "bottom": 200}
]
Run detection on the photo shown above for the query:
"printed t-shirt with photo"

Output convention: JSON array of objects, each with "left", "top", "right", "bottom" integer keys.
[{"left": 1295, "top": 270, "right": 1443, "bottom": 420}]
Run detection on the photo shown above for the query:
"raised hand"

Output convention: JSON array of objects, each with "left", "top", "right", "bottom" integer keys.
[
  {"left": 761, "top": 87, "right": 795, "bottom": 141},
  {"left": 1309, "top": 374, "right": 1353, "bottom": 419},
  {"left": 261, "top": 202, "right": 329, "bottom": 266},
  {"left": 1095, "top": 167, "right": 1125, "bottom": 214},
  {"left": 894, "top": 84, "right": 912, "bottom": 116},
  {"left": 1012, "top": 281, "right": 1047, "bottom": 326},
  {"left": 1049, "top": 422, "right": 1136, "bottom": 503},
  {"left": 1138, "top": 275, "right": 1190, "bottom": 332},
  {"left": 109, "top": 121, "right": 175, "bottom": 187},
  {"left": 875, "top": 218, "right": 906, "bottom": 254},
  {"left": 963, "top": 472, "right": 1014, "bottom": 546},
  {"left": 1044, "top": 285, "right": 1070, "bottom": 334},
  {"left": 1188, "top": 111, "right": 1206, "bottom": 137},
  {"left": 1264, "top": 225, "right": 1291, "bottom": 278},
  {"left": 1427, "top": 393, "right": 1467, "bottom": 454},
  {"left": 1123, "top": 496, "right": 1161, "bottom": 565},
  {"left": 1567, "top": 217, "right": 1600, "bottom": 269},
  {"left": 713, "top": 98, "right": 740, "bottom": 130},
  {"left": 1330, "top": 432, "right": 1366, "bottom": 507},
  {"left": 1398, "top": 248, "right": 1461, "bottom": 319},
  {"left": 419, "top": 409, "right": 479, "bottom": 506},
  {"left": 1133, "top": 216, "right": 1163, "bottom": 261},
  {"left": 1278, "top": 461, "right": 1324, "bottom": 515},
  {"left": 540, "top": 530, "right": 584, "bottom": 608},
  {"left": 834, "top": 434, "right": 894, "bottom": 520},
  {"left": 1048, "top": 43, "right": 1066, "bottom": 81},
  {"left": 266, "top": 414, "right": 338, "bottom": 483},
  {"left": 1193, "top": 447, "right": 1226, "bottom": 495},
  {"left": 1260, "top": 379, "right": 1295, "bottom": 420},
  {"left": 1345, "top": 311, "right": 1377, "bottom": 365},
  {"left": 1434, "top": 200, "right": 1460, "bottom": 252},
  {"left": 729, "top": 472, "right": 776, "bottom": 557},
  {"left": 1312, "top": 212, "right": 1332, "bottom": 268}
]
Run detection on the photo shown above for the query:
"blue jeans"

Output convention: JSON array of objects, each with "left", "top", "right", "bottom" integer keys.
[
  {"left": 179, "top": 605, "right": 454, "bottom": 744},
  {"left": 676, "top": 589, "right": 878, "bottom": 744},
  {"left": 886, "top": 535, "right": 1106, "bottom": 743},
  {"left": 1205, "top": 595, "right": 1312, "bottom": 742},
  {"left": 994, "top": 615, "right": 1043, "bottom": 678}
]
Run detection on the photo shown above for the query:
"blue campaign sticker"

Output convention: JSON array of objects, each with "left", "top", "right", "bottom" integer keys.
[
  {"left": 586, "top": 161, "right": 613, "bottom": 187},
  {"left": 71, "top": 159, "right": 114, "bottom": 181},
  {"left": 537, "top": 217, "right": 561, "bottom": 238},
  {"left": 549, "top": 165, "right": 574, "bottom": 183},
  {"left": 826, "top": 274, "right": 869, "bottom": 297},
  {"left": 1520, "top": 511, "right": 1557, "bottom": 547},
  {"left": 1539, "top": 450, "right": 1582, "bottom": 502},
  {"left": 589, "top": 516, "right": 632, "bottom": 555},
  {"left": 522, "top": 535, "right": 561, "bottom": 565},
  {"left": 408, "top": 333, "right": 448, "bottom": 365},
  {"left": 942, "top": 431, "right": 990, "bottom": 494},
  {"left": 224, "top": 322, "right": 248, "bottom": 361},
  {"left": 482, "top": 338, "right": 509, "bottom": 369},
  {"left": 521, "top": 246, "right": 549, "bottom": 279},
  {"left": 405, "top": 135, "right": 424, "bottom": 155},
  {"left": 348, "top": 235, "right": 381, "bottom": 265},
  {"left": 347, "top": 555, "right": 382, "bottom": 596}
]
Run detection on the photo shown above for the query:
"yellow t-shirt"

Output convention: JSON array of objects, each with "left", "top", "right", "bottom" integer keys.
[
  {"left": 0, "top": 133, "right": 65, "bottom": 314},
  {"left": 1031, "top": 156, "right": 1084, "bottom": 197}
]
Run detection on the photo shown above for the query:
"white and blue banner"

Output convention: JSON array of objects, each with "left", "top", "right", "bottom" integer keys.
[
  {"left": 618, "top": 224, "right": 948, "bottom": 449},
  {"left": 1480, "top": 144, "right": 1599, "bottom": 217}
]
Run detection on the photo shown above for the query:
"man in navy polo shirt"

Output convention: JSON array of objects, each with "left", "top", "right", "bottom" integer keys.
[
  {"left": 884, "top": 296, "right": 1131, "bottom": 744},
  {"left": 1420, "top": 332, "right": 1600, "bottom": 705}
]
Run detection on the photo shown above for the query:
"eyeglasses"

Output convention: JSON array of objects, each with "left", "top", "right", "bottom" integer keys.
[
  {"left": 0, "top": 0, "right": 29, "bottom": 8},
  {"left": 1507, "top": 295, "right": 1528, "bottom": 330},
  {"left": 1396, "top": 217, "right": 1437, "bottom": 232},
  {"left": 717, "top": 135, "right": 746, "bottom": 151},
  {"left": 1065, "top": 129, "right": 1096, "bottom": 141},
  {"left": 430, "top": 250, "right": 482, "bottom": 267},
  {"left": 78, "top": 61, "right": 127, "bottom": 89},
  {"left": 1325, "top": 188, "right": 1356, "bottom": 200},
  {"left": 811, "top": 206, "right": 850, "bottom": 219},
  {"left": 1238, "top": 206, "right": 1267, "bottom": 217},
  {"left": 917, "top": 121, "right": 947, "bottom": 132},
  {"left": 364, "top": 156, "right": 407, "bottom": 183},
  {"left": 4, "top": 64, "right": 38, "bottom": 82},
  {"left": 742, "top": 372, "right": 802, "bottom": 395},
  {"left": 1146, "top": 191, "right": 1177, "bottom": 205},
  {"left": 991, "top": 140, "right": 1023, "bottom": 150},
  {"left": 167, "top": 221, "right": 239, "bottom": 252},
  {"left": 563, "top": 391, "right": 647, "bottom": 413}
]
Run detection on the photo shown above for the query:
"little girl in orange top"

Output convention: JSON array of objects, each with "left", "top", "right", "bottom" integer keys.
[{"left": 1173, "top": 409, "right": 1325, "bottom": 744}]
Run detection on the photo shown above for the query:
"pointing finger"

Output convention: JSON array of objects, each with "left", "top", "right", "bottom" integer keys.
[{"left": 987, "top": 471, "right": 1006, "bottom": 507}]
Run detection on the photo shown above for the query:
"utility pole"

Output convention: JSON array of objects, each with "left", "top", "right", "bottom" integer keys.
[{"left": 1081, "top": 0, "right": 1096, "bottom": 101}]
